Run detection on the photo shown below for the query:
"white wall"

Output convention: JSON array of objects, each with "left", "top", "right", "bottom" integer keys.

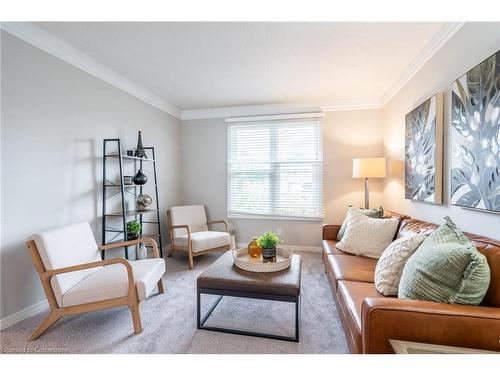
[
  {"left": 181, "top": 109, "right": 384, "bottom": 247},
  {"left": 382, "top": 22, "right": 500, "bottom": 239},
  {"left": 0, "top": 32, "right": 182, "bottom": 320}
]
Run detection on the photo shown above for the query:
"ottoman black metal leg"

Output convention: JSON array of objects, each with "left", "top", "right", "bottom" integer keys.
[{"left": 197, "top": 287, "right": 300, "bottom": 342}]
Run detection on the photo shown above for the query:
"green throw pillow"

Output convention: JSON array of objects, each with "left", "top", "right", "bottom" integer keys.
[
  {"left": 398, "top": 217, "right": 490, "bottom": 305},
  {"left": 337, "top": 206, "right": 384, "bottom": 241}
]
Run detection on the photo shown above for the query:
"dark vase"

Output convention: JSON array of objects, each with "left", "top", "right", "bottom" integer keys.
[
  {"left": 262, "top": 246, "right": 276, "bottom": 263},
  {"left": 127, "top": 233, "right": 139, "bottom": 241},
  {"left": 133, "top": 169, "right": 147, "bottom": 185},
  {"left": 134, "top": 131, "right": 147, "bottom": 158}
]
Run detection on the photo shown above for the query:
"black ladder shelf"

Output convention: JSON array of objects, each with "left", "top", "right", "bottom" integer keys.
[{"left": 102, "top": 138, "right": 163, "bottom": 259}]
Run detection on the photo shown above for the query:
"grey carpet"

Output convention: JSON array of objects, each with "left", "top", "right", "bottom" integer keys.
[{"left": 0, "top": 251, "right": 348, "bottom": 354}]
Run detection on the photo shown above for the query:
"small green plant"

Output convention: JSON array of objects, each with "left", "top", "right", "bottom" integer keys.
[
  {"left": 258, "top": 231, "right": 283, "bottom": 249},
  {"left": 126, "top": 220, "right": 141, "bottom": 236}
]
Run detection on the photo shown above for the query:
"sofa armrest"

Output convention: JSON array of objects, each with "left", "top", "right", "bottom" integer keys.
[
  {"left": 361, "top": 297, "right": 500, "bottom": 353},
  {"left": 322, "top": 224, "right": 341, "bottom": 240}
]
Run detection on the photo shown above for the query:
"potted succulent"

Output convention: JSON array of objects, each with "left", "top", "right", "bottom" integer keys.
[
  {"left": 258, "top": 231, "right": 283, "bottom": 263},
  {"left": 126, "top": 220, "right": 141, "bottom": 240}
]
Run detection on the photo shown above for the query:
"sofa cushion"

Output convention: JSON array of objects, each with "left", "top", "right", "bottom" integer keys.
[
  {"left": 375, "top": 234, "right": 427, "bottom": 296},
  {"left": 466, "top": 234, "right": 500, "bottom": 307},
  {"left": 399, "top": 217, "right": 490, "bottom": 305},
  {"left": 337, "top": 280, "right": 384, "bottom": 330},
  {"left": 397, "top": 217, "right": 437, "bottom": 238},
  {"left": 61, "top": 258, "right": 165, "bottom": 307},
  {"left": 395, "top": 217, "right": 500, "bottom": 307},
  {"left": 175, "top": 231, "right": 230, "bottom": 253},
  {"left": 322, "top": 240, "right": 351, "bottom": 256},
  {"left": 337, "top": 206, "right": 384, "bottom": 241},
  {"left": 337, "top": 212, "right": 400, "bottom": 259},
  {"left": 325, "top": 254, "right": 377, "bottom": 289}
]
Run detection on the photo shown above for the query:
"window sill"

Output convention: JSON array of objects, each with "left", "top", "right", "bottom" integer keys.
[{"left": 228, "top": 213, "right": 324, "bottom": 222}]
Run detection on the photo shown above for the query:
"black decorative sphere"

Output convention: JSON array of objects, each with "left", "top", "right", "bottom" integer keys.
[{"left": 133, "top": 169, "right": 147, "bottom": 185}]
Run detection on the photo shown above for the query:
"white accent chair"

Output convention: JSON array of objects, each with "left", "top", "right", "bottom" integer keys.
[
  {"left": 26, "top": 222, "right": 165, "bottom": 340},
  {"left": 167, "top": 205, "right": 231, "bottom": 269}
]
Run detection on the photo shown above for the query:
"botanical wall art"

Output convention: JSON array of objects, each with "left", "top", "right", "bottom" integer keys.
[
  {"left": 405, "top": 93, "right": 444, "bottom": 204},
  {"left": 451, "top": 50, "right": 500, "bottom": 213}
]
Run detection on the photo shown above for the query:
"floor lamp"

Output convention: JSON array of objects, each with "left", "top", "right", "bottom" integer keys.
[{"left": 352, "top": 157, "right": 387, "bottom": 209}]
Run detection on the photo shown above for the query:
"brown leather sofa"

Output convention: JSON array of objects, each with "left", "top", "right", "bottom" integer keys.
[{"left": 322, "top": 211, "right": 500, "bottom": 353}]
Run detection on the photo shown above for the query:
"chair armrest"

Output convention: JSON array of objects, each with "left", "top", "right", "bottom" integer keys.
[
  {"left": 207, "top": 220, "right": 229, "bottom": 232},
  {"left": 322, "top": 224, "right": 341, "bottom": 240},
  {"left": 99, "top": 238, "right": 160, "bottom": 258},
  {"left": 361, "top": 297, "right": 500, "bottom": 353},
  {"left": 168, "top": 224, "right": 191, "bottom": 247}
]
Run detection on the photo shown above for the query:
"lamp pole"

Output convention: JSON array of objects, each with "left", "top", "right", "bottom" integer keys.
[{"left": 365, "top": 178, "right": 369, "bottom": 209}]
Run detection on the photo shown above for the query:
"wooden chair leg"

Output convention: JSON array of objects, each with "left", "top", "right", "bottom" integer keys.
[
  {"left": 188, "top": 243, "right": 194, "bottom": 270},
  {"left": 157, "top": 277, "right": 165, "bottom": 294},
  {"left": 167, "top": 245, "right": 174, "bottom": 258},
  {"left": 129, "top": 302, "right": 143, "bottom": 334},
  {"left": 29, "top": 310, "right": 61, "bottom": 341}
]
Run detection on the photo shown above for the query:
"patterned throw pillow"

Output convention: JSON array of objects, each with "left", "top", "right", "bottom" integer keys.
[
  {"left": 337, "top": 206, "right": 384, "bottom": 241},
  {"left": 375, "top": 234, "right": 427, "bottom": 296},
  {"left": 336, "top": 211, "right": 399, "bottom": 259},
  {"left": 398, "top": 217, "right": 491, "bottom": 305}
]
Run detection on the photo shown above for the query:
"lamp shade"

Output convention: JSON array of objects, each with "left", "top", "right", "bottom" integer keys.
[{"left": 352, "top": 157, "right": 387, "bottom": 178}]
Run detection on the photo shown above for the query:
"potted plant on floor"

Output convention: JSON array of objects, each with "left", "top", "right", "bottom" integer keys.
[
  {"left": 126, "top": 220, "right": 141, "bottom": 240},
  {"left": 258, "top": 231, "right": 282, "bottom": 263}
]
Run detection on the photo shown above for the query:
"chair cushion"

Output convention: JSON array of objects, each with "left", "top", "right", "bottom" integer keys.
[
  {"left": 61, "top": 258, "right": 165, "bottom": 307},
  {"left": 29, "top": 222, "right": 101, "bottom": 308},
  {"left": 175, "top": 231, "right": 230, "bottom": 253},
  {"left": 325, "top": 254, "right": 377, "bottom": 290},
  {"left": 170, "top": 205, "right": 208, "bottom": 237}
]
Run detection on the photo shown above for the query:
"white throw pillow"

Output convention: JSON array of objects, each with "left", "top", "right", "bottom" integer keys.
[
  {"left": 374, "top": 234, "right": 427, "bottom": 296},
  {"left": 336, "top": 211, "right": 399, "bottom": 259}
]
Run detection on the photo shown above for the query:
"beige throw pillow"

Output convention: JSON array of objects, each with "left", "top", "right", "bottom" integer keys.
[
  {"left": 336, "top": 211, "right": 399, "bottom": 259},
  {"left": 375, "top": 234, "right": 427, "bottom": 296}
]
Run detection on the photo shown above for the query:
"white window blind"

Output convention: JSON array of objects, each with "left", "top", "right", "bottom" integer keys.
[{"left": 227, "top": 115, "right": 324, "bottom": 220}]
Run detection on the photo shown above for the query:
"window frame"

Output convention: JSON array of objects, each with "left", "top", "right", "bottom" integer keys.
[{"left": 226, "top": 113, "right": 324, "bottom": 221}]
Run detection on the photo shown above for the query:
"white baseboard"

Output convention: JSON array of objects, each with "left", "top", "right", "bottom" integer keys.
[
  {"left": 0, "top": 299, "right": 48, "bottom": 331},
  {"left": 236, "top": 243, "right": 322, "bottom": 253}
]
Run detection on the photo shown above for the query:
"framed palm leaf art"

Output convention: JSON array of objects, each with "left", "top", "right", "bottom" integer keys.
[
  {"left": 405, "top": 93, "right": 444, "bottom": 204},
  {"left": 451, "top": 51, "right": 500, "bottom": 214}
]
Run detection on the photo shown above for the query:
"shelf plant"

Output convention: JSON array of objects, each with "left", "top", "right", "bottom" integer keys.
[{"left": 126, "top": 220, "right": 141, "bottom": 240}]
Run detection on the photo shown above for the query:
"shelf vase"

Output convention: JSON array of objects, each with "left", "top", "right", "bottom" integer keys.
[{"left": 132, "top": 169, "right": 147, "bottom": 185}]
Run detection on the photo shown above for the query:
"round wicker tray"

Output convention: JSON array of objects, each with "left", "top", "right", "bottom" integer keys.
[{"left": 232, "top": 247, "right": 293, "bottom": 273}]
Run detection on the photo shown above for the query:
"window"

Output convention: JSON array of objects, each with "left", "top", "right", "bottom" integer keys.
[{"left": 227, "top": 114, "right": 324, "bottom": 220}]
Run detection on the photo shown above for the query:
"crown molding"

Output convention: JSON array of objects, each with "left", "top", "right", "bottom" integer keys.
[
  {"left": 181, "top": 98, "right": 382, "bottom": 120},
  {"left": 0, "top": 22, "right": 182, "bottom": 119},
  {"left": 380, "top": 22, "right": 465, "bottom": 106}
]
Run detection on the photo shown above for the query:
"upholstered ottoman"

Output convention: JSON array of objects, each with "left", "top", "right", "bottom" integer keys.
[{"left": 197, "top": 251, "right": 302, "bottom": 341}]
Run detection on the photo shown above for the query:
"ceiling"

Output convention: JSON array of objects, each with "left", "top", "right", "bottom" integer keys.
[{"left": 31, "top": 22, "right": 451, "bottom": 116}]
